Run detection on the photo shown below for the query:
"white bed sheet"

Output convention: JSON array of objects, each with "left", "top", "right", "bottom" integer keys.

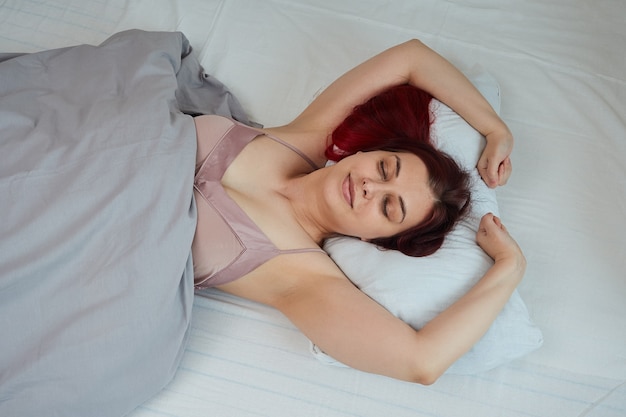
[{"left": 1, "top": 1, "right": 624, "bottom": 416}]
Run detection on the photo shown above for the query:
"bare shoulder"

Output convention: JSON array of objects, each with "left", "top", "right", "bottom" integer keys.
[{"left": 261, "top": 124, "right": 330, "bottom": 170}]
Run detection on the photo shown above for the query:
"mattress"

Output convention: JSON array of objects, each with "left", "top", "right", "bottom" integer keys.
[{"left": 1, "top": 1, "right": 624, "bottom": 416}]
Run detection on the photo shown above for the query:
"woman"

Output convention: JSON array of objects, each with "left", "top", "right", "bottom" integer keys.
[{"left": 191, "top": 39, "right": 523, "bottom": 384}]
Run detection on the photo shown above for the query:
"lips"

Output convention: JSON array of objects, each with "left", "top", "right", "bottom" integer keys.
[{"left": 342, "top": 174, "right": 354, "bottom": 208}]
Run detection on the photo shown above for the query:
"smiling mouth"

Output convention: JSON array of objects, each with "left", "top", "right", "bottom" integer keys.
[{"left": 343, "top": 174, "right": 354, "bottom": 208}]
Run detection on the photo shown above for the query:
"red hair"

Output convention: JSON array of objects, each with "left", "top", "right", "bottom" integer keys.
[{"left": 326, "top": 84, "right": 471, "bottom": 257}]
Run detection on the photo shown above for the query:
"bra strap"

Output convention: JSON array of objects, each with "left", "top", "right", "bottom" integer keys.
[
  {"left": 263, "top": 133, "right": 319, "bottom": 170},
  {"left": 279, "top": 247, "right": 326, "bottom": 255}
]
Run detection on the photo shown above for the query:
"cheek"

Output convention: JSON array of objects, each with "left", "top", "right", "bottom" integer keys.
[
  {"left": 358, "top": 201, "right": 381, "bottom": 221},
  {"left": 359, "top": 212, "right": 398, "bottom": 237}
]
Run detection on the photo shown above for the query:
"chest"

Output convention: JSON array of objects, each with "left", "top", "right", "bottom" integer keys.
[{"left": 191, "top": 116, "right": 313, "bottom": 287}]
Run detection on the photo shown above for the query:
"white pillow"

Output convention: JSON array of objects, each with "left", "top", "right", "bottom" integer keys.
[{"left": 316, "top": 66, "right": 543, "bottom": 375}]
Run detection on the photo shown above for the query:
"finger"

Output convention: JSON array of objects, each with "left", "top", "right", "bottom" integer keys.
[
  {"left": 477, "top": 213, "right": 493, "bottom": 235},
  {"left": 492, "top": 215, "right": 502, "bottom": 228},
  {"left": 498, "top": 162, "right": 505, "bottom": 184},
  {"left": 492, "top": 215, "right": 509, "bottom": 233},
  {"left": 478, "top": 158, "right": 499, "bottom": 189},
  {"left": 483, "top": 212, "right": 495, "bottom": 221},
  {"left": 487, "top": 160, "right": 500, "bottom": 188},
  {"left": 498, "top": 157, "right": 512, "bottom": 186}
]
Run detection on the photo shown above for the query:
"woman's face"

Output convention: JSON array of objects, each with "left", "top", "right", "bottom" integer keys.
[{"left": 323, "top": 150, "right": 434, "bottom": 240}]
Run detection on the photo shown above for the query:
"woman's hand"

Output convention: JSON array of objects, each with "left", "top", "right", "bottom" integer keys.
[
  {"left": 476, "top": 213, "right": 525, "bottom": 272},
  {"left": 477, "top": 129, "right": 514, "bottom": 188}
]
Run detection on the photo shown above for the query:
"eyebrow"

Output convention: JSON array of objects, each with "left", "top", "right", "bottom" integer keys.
[{"left": 395, "top": 155, "right": 407, "bottom": 222}]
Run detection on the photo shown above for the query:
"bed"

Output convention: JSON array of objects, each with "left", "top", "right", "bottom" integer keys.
[{"left": 0, "top": 1, "right": 624, "bottom": 416}]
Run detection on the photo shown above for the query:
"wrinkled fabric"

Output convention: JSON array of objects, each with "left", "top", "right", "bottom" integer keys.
[{"left": 0, "top": 30, "right": 250, "bottom": 417}]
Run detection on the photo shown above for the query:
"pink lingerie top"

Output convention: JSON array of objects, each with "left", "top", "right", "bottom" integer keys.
[{"left": 192, "top": 115, "right": 325, "bottom": 289}]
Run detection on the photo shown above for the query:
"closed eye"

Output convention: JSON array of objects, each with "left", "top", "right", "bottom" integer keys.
[
  {"left": 382, "top": 195, "right": 389, "bottom": 218},
  {"left": 383, "top": 196, "right": 406, "bottom": 223},
  {"left": 379, "top": 160, "right": 387, "bottom": 180},
  {"left": 395, "top": 155, "right": 401, "bottom": 179},
  {"left": 380, "top": 155, "right": 406, "bottom": 222}
]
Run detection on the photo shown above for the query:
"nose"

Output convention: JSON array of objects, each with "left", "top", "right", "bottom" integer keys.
[{"left": 361, "top": 178, "right": 386, "bottom": 200}]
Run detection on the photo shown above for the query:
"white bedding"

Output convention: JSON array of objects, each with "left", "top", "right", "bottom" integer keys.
[{"left": 1, "top": 1, "right": 624, "bottom": 416}]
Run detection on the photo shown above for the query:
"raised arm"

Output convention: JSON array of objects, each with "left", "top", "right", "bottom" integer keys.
[
  {"left": 286, "top": 40, "right": 513, "bottom": 187},
  {"left": 268, "top": 214, "right": 525, "bottom": 384}
]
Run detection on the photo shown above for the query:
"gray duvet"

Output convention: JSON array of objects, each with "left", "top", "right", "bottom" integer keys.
[{"left": 0, "top": 30, "right": 251, "bottom": 416}]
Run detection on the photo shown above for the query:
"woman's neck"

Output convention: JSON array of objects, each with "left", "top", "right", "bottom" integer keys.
[{"left": 280, "top": 172, "right": 332, "bottom": 245}]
